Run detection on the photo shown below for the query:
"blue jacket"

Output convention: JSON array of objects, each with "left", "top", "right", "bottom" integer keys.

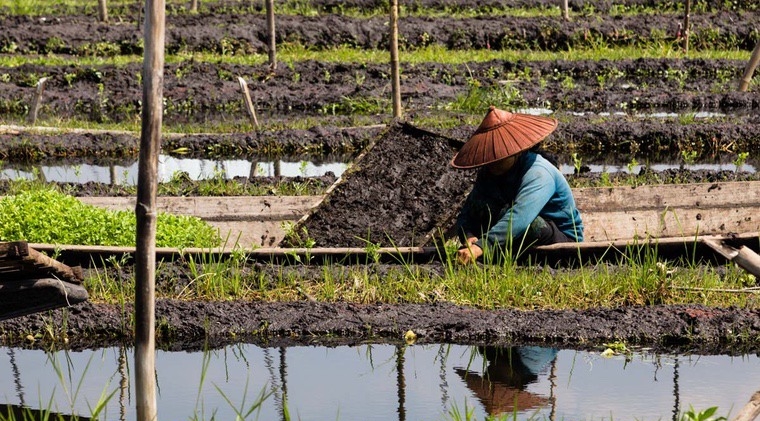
[{"left": 456, "top": 151, "right": 584, "bottom": 249}]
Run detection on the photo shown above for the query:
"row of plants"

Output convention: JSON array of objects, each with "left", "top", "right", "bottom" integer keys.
[
  {"left": 1, "top": 0, "right": 758, "bottom": 17},
  {"left": 0, "top": 179, "right": 221, "bottom": 247},
  {"left": 2, "top": 13, "right": 758, "bottom": 56}
]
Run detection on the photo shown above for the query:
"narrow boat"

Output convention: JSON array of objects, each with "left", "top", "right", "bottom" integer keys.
[{"left": 0, "top": 241, "right": 88, "bottom": 321}]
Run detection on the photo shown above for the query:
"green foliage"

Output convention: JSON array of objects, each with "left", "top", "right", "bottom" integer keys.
[
  {"left": 0, "top": 184, "right": 220, "bottom": 248},
  {"left": 680, "top": 406, "right": 727, "bottom": 421}
]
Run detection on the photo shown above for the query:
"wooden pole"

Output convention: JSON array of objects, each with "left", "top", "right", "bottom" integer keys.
[
  {"left": 98, "top": 0, "right": 108, "bottom": 22},
  {"left": 26, "top": 77, "right": 49, "bottom": 126},
  {"left": 237, "top": 76, "right": 260, "bottom": 127},
  {"left": 265, "top": 0, "right": 276, "bottom": 70},
  {"left": 562, "top": 0, "right": 570, "bottom": 21},
  {"left": 682, "top": 0, "right": 691, "bottom": 54},
  {"left": 732, "top": 391, "right": 760, "bottom": 421},
  {"left": 189, "top": 0, "right": 197, "bottom": 13},
  {"left": 739, "top": 41, "right": 760, "bottom": 92},
  {"left": 389, "top": 0, "right": 402, "bottom": 118},
  {"left": 135, "top": 0, "right": 165, "bottom": 417}
]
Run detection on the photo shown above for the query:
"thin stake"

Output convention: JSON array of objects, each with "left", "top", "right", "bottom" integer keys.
[
  {"left": 237, "top": 77, "right": 260, "bottom": 128},
  {"left": 189, "top": 0, "right": 197, "bottom": 13},
  {"left": 26, "top": 77, "right": 49, "bottom": 126},
  {"left": 682, "top": 0, "right": 691, "bottom": 54},
  {"left": 135, "top": 0, "right": 165, "bottom": 418},
  {"left": 739, "top": 41, "right": 760, "bottom": 92},
  {"left": 266, "top": 0, "right": 277, "bottom": 70},
  {"left": 98, "top": 0, "right": 108, "bottom": 22},
  {"left": 562, "top": 0, "right": 570, "bottom": 21},
  {"left": 389, "top": 0, "right": 402, "bottom": 118}
]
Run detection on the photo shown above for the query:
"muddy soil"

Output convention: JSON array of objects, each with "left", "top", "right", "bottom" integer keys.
[
  {"left": 2, "top": 12, "right": 757, "bottom": 57},
  {"left": 3, "top": 115, "right": 760, "bottom": 165},
  {"left": 4, "top": 0, "right": 756, "bottom": 16},
  {"left": 3, "top": 292, "right": 760, "bottom": 355},
  {"left": 1, "top": 58, "right": 758, "bottom": 127}
]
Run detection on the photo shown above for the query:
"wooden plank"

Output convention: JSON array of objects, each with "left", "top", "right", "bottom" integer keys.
[
  {"left": 79, "top": 196, "right": 319, "bottom": 220},
  {"left": 583, "top": 206, "right": 760, "bottom": 242},
  {"left": 574, "top": 181, "right": 760, "bottom": 212}
]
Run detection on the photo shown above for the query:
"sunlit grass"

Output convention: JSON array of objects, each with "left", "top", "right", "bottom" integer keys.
[
  {"left": 0, "top": 44, "right": 751, "bottom": 69},
  {"left": 83, "top": 242, "right": 760, "bottom": 310}
]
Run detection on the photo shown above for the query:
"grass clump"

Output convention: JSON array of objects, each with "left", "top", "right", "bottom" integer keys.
[{"left": 0, "top": 182, "right": 220, "bottom": 248}]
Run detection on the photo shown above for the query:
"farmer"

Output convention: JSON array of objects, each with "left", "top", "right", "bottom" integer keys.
[{"left": 452, "top": 106, "right": 583, "bottom": 264}]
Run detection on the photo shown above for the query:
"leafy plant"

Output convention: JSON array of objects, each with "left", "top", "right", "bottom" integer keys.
[
  {"left": 0, "top": 183, "right": 220, "bottom": 247},
  {"left": 680, "top": 406, "right": 727, "bottom": 421}
]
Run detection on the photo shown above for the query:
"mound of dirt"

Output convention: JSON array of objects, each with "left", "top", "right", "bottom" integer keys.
[{"left": 281, "top": 122, "right": 475, "bottom": 248}]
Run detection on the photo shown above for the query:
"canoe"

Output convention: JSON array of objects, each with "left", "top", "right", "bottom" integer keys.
[
  {"left": 0, "top": 241, "right": 88, "bottom": 321},
  {"left": 78, "top": 180, "right": 760, "bottom": 248}
]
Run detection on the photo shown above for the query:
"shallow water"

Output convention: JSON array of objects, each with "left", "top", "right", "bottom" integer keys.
[
  {"left": 0, "top": 155, "right": 349, "bottom": 185},
  {"left": 1, "top": 344, "right": 758, "bottom": 421},
  {"left": 1, "top": 158, "right": 755, "bottom": 186}
]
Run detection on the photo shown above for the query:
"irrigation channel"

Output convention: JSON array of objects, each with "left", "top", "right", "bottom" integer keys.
[{"left": 2, "top": 344, "right": 759, "bottom": 420}]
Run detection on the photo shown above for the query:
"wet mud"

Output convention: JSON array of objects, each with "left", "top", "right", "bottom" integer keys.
[
  {"left": 3, "top": 295, "right": 760, "bottom": 356},
  {"left": 1, "top": 58, "right": 758, "bottom": 127}
]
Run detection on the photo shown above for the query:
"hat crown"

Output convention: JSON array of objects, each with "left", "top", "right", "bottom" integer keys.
[
  {"left": 451, "top": 106, "right": 558, "bottom": 169},
  {"left": 475, "top": 105, "right": 514, "bottom": 133}
]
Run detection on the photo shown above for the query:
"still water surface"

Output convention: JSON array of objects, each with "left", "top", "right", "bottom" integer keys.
[
  {"left": 1, "top": 344, "right": 758, "bottom": 420},
  {"left": 1, "top": 158, "right": 754, "bottom": 186}
]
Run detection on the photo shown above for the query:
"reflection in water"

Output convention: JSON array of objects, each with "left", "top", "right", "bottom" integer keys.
[
  {"left": 455, "top": 346, "right": 557, "bottom": 417},
  {"left": 1, "top": 344, "right": 759, "bottom": 421}
]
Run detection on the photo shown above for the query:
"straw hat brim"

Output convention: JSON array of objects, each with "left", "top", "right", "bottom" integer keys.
[{"left": 452, "top": 107, "right": 558, "bottom": 169}]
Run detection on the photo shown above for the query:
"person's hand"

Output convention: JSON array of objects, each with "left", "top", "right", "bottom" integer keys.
[{"left": 457, "top": 242, "right": 483, "bottom": 265}]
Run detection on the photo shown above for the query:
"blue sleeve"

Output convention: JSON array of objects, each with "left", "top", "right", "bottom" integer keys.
[{"left": 477, "top": 167, "right": 554, "bottom": 248}]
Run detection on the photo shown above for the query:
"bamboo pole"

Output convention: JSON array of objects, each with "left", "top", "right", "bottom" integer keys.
[
  {"left": 26, "top": 77, "right": 49, "bottom": 126},
  {"left": 562, "top": 0, "right": 570, "bottom": 21},
  {"left": 98, "top": 0, "right": 108, "bottom": 22},
  {"left": 237, "top": 77, "right": 260, "bottom": 127},
  {"left": 732, "top": 391, "right": 760, "bottom": 421},
  {"left": 265, "top": 0, "right": 276, "bottom": 70},
  {"left": 389, "top": 0, "right": 402, "bottom": 118},
  {"left": 739, "top": 41, "right": 760, "bottom": 92},
  {"left": 682, "top": 0, "right": 691, "bottom": 54},
  {"left": 135, "top": 0, "right": 165, "bottom": 417}
]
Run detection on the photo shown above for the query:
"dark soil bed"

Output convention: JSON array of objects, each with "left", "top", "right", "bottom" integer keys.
[
  {"left": 2, "top": 296, "right": 760, "bottom": 355},
  {"left": 1, "top": 58, "right": 758, "bottom": 127},
  {"left": 3, "top": 115, "right": 760, "bottom": 164}
]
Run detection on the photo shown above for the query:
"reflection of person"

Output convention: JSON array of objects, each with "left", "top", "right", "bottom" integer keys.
[
  {"left": 452, "top": 106, "right": 584, "bottom": 264},
  {"left": 455, "top": 346, "right": 558, "bottom": 416}
]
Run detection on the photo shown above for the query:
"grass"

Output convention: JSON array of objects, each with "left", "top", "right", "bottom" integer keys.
[
  {"left": 0, "top": 44, "right": 751, "bottom": 70},
  {"left": 83, "top": 240, "right": 760, "bottom": 310}
]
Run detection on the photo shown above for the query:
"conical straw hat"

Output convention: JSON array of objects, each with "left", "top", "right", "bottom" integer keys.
[{"left": 451, "top": 106, "right": 558, "bottom": 169}]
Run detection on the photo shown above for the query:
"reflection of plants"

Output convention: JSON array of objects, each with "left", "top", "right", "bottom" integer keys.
[{"left": 733, "top": 152, "right": 749, "bottom": 169}]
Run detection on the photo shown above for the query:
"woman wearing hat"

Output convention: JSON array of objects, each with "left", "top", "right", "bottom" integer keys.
[{"left": 453, "top": 106, "right": 583, "bottom": 264}]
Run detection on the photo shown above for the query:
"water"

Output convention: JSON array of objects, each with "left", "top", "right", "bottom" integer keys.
[
  {"left": 1, "top": 158, "right": 754, "bottom": 186},
  {"left": 0, "top": 155, "right": 349, "bottom": 186},
  {"left": 1, "top": 344, "right": 758, "bottom": 421}
]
